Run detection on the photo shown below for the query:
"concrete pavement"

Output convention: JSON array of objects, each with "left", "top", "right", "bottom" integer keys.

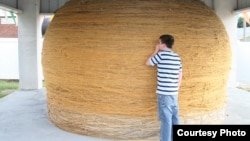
[
  {"left": 224, "top": 87, "right": 250, "bottom": 124},
  {"left": 0, "top": 86, "right": 250, "bottom": 141}
]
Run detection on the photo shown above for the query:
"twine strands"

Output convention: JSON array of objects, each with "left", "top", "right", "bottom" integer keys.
[{"left": 42, "top": 0, "right": 231, "bottom": 140}]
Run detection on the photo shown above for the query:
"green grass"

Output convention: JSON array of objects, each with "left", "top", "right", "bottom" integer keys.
[
  {"left": 0, "top": 80, "right": 19, "bottom": 91},
  {"left": 0, "top": 80, "right": 19, "bottom": 98},
  {"left": 0, "top": 94, "right": 7, "bottom": 98},
  {"left": 0, "top": 80, "right": 46, "bottom": 99}
]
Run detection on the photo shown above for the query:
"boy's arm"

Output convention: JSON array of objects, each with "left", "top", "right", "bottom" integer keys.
[{"left": 146, "top": 45, "right": 160, "bottom": 66}]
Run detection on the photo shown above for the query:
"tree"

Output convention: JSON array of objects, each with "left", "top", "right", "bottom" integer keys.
[{"left": 238, "top": 17, "right": 250, "bottom": 28}]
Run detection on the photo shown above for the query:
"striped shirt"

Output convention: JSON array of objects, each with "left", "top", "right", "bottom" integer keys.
[{"left": 149, "top": 50, "right": 182, "bottom": 95}]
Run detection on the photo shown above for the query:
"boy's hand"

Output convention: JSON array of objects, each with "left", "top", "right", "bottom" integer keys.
[
  {"left": 146, "top": 44, "right": 160, "bottom": 66},
  {"left": 155, "top": 44, "right": 160, "bottom": 52}
]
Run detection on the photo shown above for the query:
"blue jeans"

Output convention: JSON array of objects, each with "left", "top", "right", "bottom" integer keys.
[{"left": 157, "top": 94, "right": 179, "bottom": 141}]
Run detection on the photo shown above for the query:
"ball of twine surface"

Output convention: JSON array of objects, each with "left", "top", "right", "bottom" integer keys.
[{"left": 42, "top": 0, "right": 231, "bottom": 140}]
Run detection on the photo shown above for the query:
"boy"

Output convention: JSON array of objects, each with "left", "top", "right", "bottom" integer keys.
[{"left": 146, "top": 34, "right": 182, "bottom": 141}]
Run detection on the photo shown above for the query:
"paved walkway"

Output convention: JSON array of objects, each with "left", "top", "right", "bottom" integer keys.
[
  {"left": 224, "top": 87, "right": 250, "bottom": 124},
  {"left": 0, "top": 86, "right": 250, "bottom": 141}
]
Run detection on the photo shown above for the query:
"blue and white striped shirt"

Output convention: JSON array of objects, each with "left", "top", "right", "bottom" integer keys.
[{"left": 149, "top": 50, "right": 182, "bottom": 95}]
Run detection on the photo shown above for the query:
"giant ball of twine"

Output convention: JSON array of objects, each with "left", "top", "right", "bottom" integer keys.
[{"left": 42, "top": 0, "right": 231, "bottom": 140}]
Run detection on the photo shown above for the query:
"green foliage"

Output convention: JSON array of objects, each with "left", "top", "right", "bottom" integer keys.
[
  {"left": 0, "top": 94, "right": 7, "bottom": 98},
  {"left": 0, "top": 80, "right": 19, "bottom": 91},
  {"left": 238, "top": 17, "right": 250, "bottom": 28},
  {"left": 0, "top": 80, "right": 19, "bottom": 98},
  {"left": 0, "top": 80, "right": 45, "bottom": 99}
]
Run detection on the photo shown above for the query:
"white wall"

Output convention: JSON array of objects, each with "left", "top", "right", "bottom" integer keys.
[
  {"left": 238, "top": 27, "right": 250, "bottom": 41},
  {"left": 236, "top": 42, "right": 250, "bottom": 86},
  {"left": 0, "top": 38, "right": 19, "bottom": 79},
  {"left": 0, "top": 38, "right": 43, "bottom": 80},
  {"left": 213, "top": 0, "right": 238, "bottom": 87}
]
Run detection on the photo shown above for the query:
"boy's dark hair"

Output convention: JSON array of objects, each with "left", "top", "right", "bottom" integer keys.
[{"left": 159, "top": 34, "right": 174, "bottom": 49}]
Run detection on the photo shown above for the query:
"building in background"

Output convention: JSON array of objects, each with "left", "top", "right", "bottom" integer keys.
[
  {"left": 0, "top": 9, "right": 17, "bottom": 38},
  {"left": 0, "top": 9, "right": 52, "bottom": 38},
  {"left": 0, "top": 9, "right": 52, "bottom": 80}
]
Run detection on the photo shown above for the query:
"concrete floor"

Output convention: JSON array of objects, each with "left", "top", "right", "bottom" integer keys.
[{"left": 0, "top": 86, "right": 250, "bottom": 141}]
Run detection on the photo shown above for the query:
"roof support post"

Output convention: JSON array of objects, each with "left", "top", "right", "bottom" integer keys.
[{"left": 18, "top": 0, "right": 43, "bottom": 90}]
